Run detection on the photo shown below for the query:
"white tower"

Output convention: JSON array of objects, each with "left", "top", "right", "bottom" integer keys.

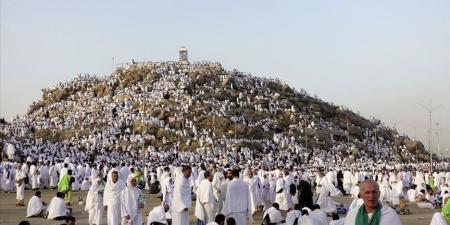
[{"left": 178, "top": 46, "right": 188, "bottom": 63}]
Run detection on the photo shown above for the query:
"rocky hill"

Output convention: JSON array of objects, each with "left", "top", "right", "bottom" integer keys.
[{"left": 1, "top": 61, "right": 431, "bottom": 163}]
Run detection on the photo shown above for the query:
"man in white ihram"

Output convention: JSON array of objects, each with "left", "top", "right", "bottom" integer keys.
[
  {"left": 172, "top": 165, "right": 192, "bottom": 225},
  {"left": 147, "top": 203, "right": 170, "bottom": 225},
  {"left": 195, "top": 170, "right": 217, "bottom": 224},
  {"left": 344, "top": 180, "right": 402, "bottom": 225},
  {"left": 222, "top": 169, "right": 255, "bottom": 225},
  {"left": 262, "top": 203, "right": 284, "bottom": 224},
  {"left": 47, "top": 192, "right": 67, "bottom": 220},
  {"left": 104, "top": 169, "right": 126, "bottom": 225},
  {"left": 316, "top": 170, "right": 341, "bottom": 213},
  {"left": 26, "top": 191, "right": 46, "bottom": 217}
]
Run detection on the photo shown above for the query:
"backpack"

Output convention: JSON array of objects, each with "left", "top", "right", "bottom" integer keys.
[{"left": 289, "top": 183, "right": 297, "bottom": 195}]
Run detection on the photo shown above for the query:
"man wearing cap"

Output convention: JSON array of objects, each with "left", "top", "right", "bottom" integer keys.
[{"left": 344, "top": 180, "right": 402, "bottom": 225}]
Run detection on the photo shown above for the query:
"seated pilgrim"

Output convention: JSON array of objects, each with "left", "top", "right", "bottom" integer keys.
[
  {"left": 415, "top": 190, "right": 435, "bottom": 209},
  {"left": 285, "top": 204, "right": 302, "bottom": 225},
  {"left": 81, "top": 178, "right": 91, "bottom": 191},
  {"left": 262, "top": 203, "right": 285, "bottom": 225},
  {"left": 26, "top": 191, "right": 46, "bottom": 217},
  {"left": 47, "top": 192, "right": 68, "bottom": 220},
  {"left": 147, "top": 203, "right": 170, "bottom": 225}
]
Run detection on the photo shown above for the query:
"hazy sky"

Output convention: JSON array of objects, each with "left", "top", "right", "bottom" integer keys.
[{"left": 1, "top": 0, "right": 449, "bottom": 154}]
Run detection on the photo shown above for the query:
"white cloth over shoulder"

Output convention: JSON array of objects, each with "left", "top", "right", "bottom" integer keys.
[
  {"left": 85, "top": 178, "right": 103, "bottom": 225},
  {"left": 173, "top": 174, "right": 192, "bottom": 212},
  {"left": 329, "top": 219, "right": 345, "bottom": 225},
  {"left": 222, "top": 178, "right": 255, "bottom": 216},
  {"left": 121, "top": 174, "right": 143, "bottom": 225},
  {"left": 104, "top": 169, "right": 126, "bottom": 206},
  {"left": 147, "top": 205, "right": 168, "bottom": 225},
  {"left": 195, "top": 179, "right": 216, "bottom": 223},
  {"left": 430, "top": 212, "right": 448, "bottom": 225},
  {"left": 285, "top": 210, "right": 302, "bottom": 225},
  {"left": 47, "top": 196, "right": 67, "bottom": 220},
  {"left": 104, "top": 169, "right": 126, "bottom": 225},
  {"left": 26, "top": 196, "right": 44, "bottom": 217},
  {"left": 311, "top": 209, "right": 328, "bottom": 225},
  {"left": 344, "top": 204, "right": 402, "bottom": 225},
  {"left": 172, "top": 173, "right": 192, "bottom": 225},
  {"left": 262, "top": 206, "right": 284, "bottom": 224}
]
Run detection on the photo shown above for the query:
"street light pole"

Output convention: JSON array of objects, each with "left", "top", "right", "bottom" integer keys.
[
  {"left": 413, "top": 126, "right": 418, "bottom": 163},
  {"left": 304, "top": 117, "right": 308, "bottom": 151},
  {"left": 417, "top": 102, "right": 443, "bottom": 170},
  {"left": 436, "top": 123, "right": 440, "bottom": 158},
  {"left": 112, "top": 57, "right": 115, "bottom": 73},
  {"left": 347, "top": 112, "right": 350, "bottom": 151}
]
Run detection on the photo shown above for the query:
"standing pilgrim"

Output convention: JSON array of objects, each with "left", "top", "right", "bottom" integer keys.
[
  {"left": 85, "top": 178, "right": 104, "bottom": 225},
  {"left": 120, "top": 174, "right": 145, "bottom": 225},
  {"left": 316, "top": 171, "right": 342, "bottom": 213},
  {"left": 344, "top": 180, "right": 402, "bottom": 225},
  {"left": 39, "top": 161, "right": 50, "bottom": 189},
  {"left": 212, "top": 168, "right": 224, "bottom": 201},
  {"left": 218, "top": 169, "right": 233, "bottom": 212},
  {"left": 49, "top": 162, "right": 58, "bottom": 189},
  {"left": 58, "top": 169, "right": 74, "bottom": 205},
  {"left": 283, "top": 170, "right": 294, "bottom": 209},
  {"left": 6, "top": 143, "right": 16, "bottom": 160},
  {"left": 29, "top": 161, "right": 39, "bottom": 190},
  {"left": 389, "top": 170, "right": 403, "bottom": 206},
  {"left": 2, "top": 163, "right": 15, "bottom": 193},
  {"left": 195, "top": 171, "right": 217, "bottom": 224},
  {"left": 161, "top": 174, "right": 174, "bottom": 202},
  {"left": 244, "top": 169, "right": 262, "bottom": 212},
  {"left": 222, "top": 169, "right": 255, "bottom": 225},
  {"left": 261, "top": 174, "right": 272, "bottom": 210},
  {"left": 172, "top": 165, "right": 192, "bottom": 225},
  {"left": 275, "top": 173, "right": 289, "bottom": 211},
  {"left": 343, "top": 170, "right": 353, "bottom": 195},
  {"left": 104, "top": 169, "right": 126, "bottom": 225},
  {"left": 16, "top": 163, "right": 26, "bottom": 206}
]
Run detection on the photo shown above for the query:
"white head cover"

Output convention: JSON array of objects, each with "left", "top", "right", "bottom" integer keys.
[
  {"left": 26, "top": 195, "right": 44, "bottom": 217},
  {"left": 85, "top": 178, "right": 102, "bottom": 212},
  {"left": 91, "top": 177, "right": 101, "bottom": 190},
  {"left": 103, "top": 168, "right": 126, "bottom": 206},
  {"left": 126, "top": 174, "right": 136, "bottom": 187},
  {"left": 121, "top": 174, "right": 139, "bottom": 221},
  {"left": 64, "top": 157, "right": 71, "bottom": 164}
]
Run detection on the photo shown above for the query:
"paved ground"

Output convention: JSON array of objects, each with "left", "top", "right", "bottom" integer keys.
[{"left": 0, "top": 189, "right": 444, "bottom": 225}]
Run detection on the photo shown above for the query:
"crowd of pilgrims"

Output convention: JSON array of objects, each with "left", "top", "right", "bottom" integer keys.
[
  {"left": 0, "top": 61, "right": 418, "bottom": 170},
  {"left": 2, "top": 151, "right": 450, "bottom": 225},
  {"left": 1, "top": 61, "right": 448, "bottom": 224}
]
